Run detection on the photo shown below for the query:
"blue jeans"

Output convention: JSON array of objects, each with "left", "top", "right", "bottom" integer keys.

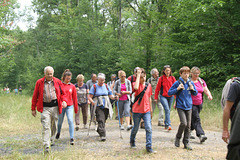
[
  {"left": 160, "top": 95, "right": 174, "bottom": 127},
  {"left": 130, "top": 112, "right": 152, "bottom": 149},
  {"left": 57, "top": 105, "right": 74, "bottom": 139}
]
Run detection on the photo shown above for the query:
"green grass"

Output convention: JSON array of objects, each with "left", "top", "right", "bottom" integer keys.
[{"left": 0, "top": 93, "right": 41, "bottom": 137}]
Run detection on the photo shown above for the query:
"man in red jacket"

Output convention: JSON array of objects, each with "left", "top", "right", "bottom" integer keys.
[{"left": 31, "top": 66, "right": 67, "bottom": 154}]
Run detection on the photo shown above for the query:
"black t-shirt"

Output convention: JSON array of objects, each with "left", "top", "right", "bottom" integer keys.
[
  {"left": 227, "top": 81, "right": 240, "bottom": 118},
  {"left": 227, "top": 82, "right": 240, "bottom": 105}
]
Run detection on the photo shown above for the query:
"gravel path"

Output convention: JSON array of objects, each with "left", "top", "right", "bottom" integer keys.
[{"left": 0, "top": 118, "right": 227, "bottom": 159}]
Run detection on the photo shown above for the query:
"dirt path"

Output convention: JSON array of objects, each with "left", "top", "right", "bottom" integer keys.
[{"left": 0, "top": 118, "right": 227, "bottom": 159}]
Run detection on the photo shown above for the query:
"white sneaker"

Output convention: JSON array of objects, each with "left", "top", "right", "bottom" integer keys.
[
  {"left": 190, "top": 130, "right": 195, "bottom": 139},
  {"left": 127, "top": 125, "right": 133, "bottom": 131},
  {"left": 120, "top": 125, "right": 124, "bottom": 130}
]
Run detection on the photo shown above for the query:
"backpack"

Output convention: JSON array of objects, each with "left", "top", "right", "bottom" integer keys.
[{"left": 93, "top": 83, "right": 109, "bottom": 97}]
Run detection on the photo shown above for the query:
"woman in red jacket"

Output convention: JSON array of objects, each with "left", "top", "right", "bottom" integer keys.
[
  {"left": 154, "top": 65, "right": 176, "bottom": 130},
  {"left": 56, "top": 69, "right": 78, "bottom": 145}
]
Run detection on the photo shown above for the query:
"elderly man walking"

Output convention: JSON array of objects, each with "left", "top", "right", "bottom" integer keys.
[
  {"left": 147, "top": 68, "right": 164, "bottom": 126},
  {"left": 31, "top": 66, "right": 67, "bottom": 154},
  {"left": 222, "top": 77, "right": 240, "bottom": 159}
]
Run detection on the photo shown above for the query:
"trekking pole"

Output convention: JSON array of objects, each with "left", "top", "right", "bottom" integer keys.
[
  {"left": 87, "top": 103, "right": 97, "bottom": 136},
  {"left": 116, "top": 100, "right": 123, "bottom": 139}
]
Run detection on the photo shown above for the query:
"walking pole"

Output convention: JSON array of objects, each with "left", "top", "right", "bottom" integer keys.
[
  {"left": 87, "top": 103, "right": 97, "bottom": 136},
  {"left": 116, "top": 100, "right": 123, "bottom": 139}
]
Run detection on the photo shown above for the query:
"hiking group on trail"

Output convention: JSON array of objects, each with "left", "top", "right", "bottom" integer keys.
[{"left": 30, "top": 65, "right": 237, "bottom": 158}]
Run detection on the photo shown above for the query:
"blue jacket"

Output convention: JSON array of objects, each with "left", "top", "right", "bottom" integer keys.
[{"left": 168, "top": 77, "right": 198, "bottom": 110}]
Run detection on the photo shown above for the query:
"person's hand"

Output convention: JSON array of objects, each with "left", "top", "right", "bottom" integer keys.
[
  {"left": 62, "top": 101, "right": 67, "bottom": 108},
  {"left": 154, "top": 99, "right": 157, "bottom": 102},
  {"left": 136, "top": 68, "right": 142, "bottom": 75},
  {"left": 208, "top": 95, "right": 213, "bottom": 101},
  {"left": 222, "top": 130, "right": 230, "bottom": 144},
  {"left": 189, "top": 84, "right": 194, "bottom": 90},
  {"left": 177, "top": 83, "right": 184, "bottom": 90},
  {"left": 87, "top": 100, "right": 91, "bottom": 105},
  {"left": 32, "top": 110, "right": 36, "bottom": 117},
  {"left": 117, "top": 93, "right": 122, "bottom": 97},
  {"left": 115, "top": 95, "right": 119, "bottom": 100},
  {"left": 121, "top": 91, "right": 127, "bottom": 95}
]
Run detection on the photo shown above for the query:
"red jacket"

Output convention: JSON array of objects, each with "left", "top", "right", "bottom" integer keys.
[
  {"left": 62, "top": 83, "right": 78, "bottom": 114},
  {"left": 154, "top": 75, "right": 176, "bottom": 99},
  {"left": 31, "top": 77, "right": 67, "bottom": 114}
]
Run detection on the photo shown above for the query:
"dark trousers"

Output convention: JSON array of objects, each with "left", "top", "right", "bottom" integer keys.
[
  {"left": 75, "top": 103, "right": 88, "bottom": 125},
  {"left": 176, "top": 108, "right": 192, "bottom": 145},
  {"left": 95, "top": 107, "right": 109, "bottom": 137},
  {"left": 227, "top": 101, "right": 240, "bottom": 159},
  {"left": 191, "top": 104, "right": 204, "bottom": 136}
]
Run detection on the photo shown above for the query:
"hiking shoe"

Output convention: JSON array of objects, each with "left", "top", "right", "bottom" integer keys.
[
  {"left": 199, "top": 135, "right": 207, "bottom": 143},
  {"left": 168, "top": 126, "right": 172, "bottom": 131},
  {"left": 127, "top": 125, "right": 133, "bottom": 131},
  {"left": 130, "top": 142, "right": 137, "bottom": 149},
  {"left": 100, "top": 136, "right": 106, "bottom": 142},
  {"left": 140, "top": 121, "right": 145, "bottom": 129},
  {"left": 84, "top": 124, "right": 87, "bottom": 129},
  {"left": 95, "top": 123, "right": 98, "bottom": 131},
  {"left": 70, "top": 138, "right": 74, "bottom": 145},
  {"left": 76, "top": 125, "right": 80, "bottom": 131},
  {"left": 146, "top": 148, "right": 157, "bottom": 153},
  {"left": 158, "top": 121, "right": 164, "bottom": 126},
  {"left": 44, "top": 147, "right": 49, "bottom": 154},
  {"left": 50, "top": 142, "right": 55, "bottom": 146},
  {"left": 184, "top": 143, "right": 192, "bottom": 150},
  {"left": 190, "top": 130, "right": 195, "bottom": 139},
  {"left": 120, "top": 125, "right": 125, "bottom": 130},
  {"left": 175, "top": 138, "right": 180, "bottom": 147},
  {"left": 56, "top": 133, "right": 60, "bottom": 139}
]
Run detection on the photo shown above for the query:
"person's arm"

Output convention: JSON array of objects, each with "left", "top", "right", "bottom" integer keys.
[
  {"left": 222, "top": 100, "right": 234, "bottom": 143},
  {"left": 108, "top": 86, "right": 118, "bottom": 100},
  {"left": 121, "top": 81, "right": 132, "bottom": 95},
  {"left": 203, "top": 86, "right": 213, "bottom": 100},
  {"left": 134, "top": 69, "right": 141, "bottom": 90},
  {"left": 88, "top": 94, "right": 95, "bottom": 105},
  {"left": 168, "top": 82, "right": 181, "bottom": 96},
  {"left": 114, "top": 80, "right": 122, "bottom": 97},
  {"left": 154, "top": 77, "right": 161, "bottom": 100},
  {"left": 189, "top": 82, "right": 198, "bottom": 95},
  {"left": 72, "top": 85, "right": 78, "bottom": 114},
  {"left": 149, "top": 97, "right": 153, "bottom": 118},
  {"left": 31, "top": 81, "right": 39, "bottom": 117},
  {"left": 59, "top": 81, "right": 67, "bottom": 108}
]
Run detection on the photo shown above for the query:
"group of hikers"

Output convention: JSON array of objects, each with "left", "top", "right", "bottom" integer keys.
[
  {"left": 2, "top": 86, "right": 22, "bottom": 95},
  {"left": 31, "top": 65, "right": 238, "bottom": 159}
]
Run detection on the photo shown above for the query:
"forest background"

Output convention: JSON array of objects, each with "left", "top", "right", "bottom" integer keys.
[{"left": 1, "top": 0, "right": 240, "bottom": 94}]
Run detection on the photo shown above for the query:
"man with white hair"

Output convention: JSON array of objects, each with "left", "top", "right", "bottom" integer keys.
[
  {"left": 88, "top": 73, "right": 118, "bottom": 141},
  {"left": 31, "top": 66, "right": 67, "bottom": 153},
  {"left": 147, "top": 68, "right": 164, "bottom": 126}
]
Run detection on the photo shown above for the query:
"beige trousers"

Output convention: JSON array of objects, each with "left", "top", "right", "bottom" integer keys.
[{"left": 41, "top": 106, "right": 58, "bottom": 148}]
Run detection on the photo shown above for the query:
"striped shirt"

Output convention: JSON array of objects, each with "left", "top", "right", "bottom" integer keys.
[{"left": 43, "top": 79, "right": 57, "bottom": 102}]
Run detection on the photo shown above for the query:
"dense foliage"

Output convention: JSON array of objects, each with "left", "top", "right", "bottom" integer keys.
[{"left": 1, "top": 0, "right": 239, "bottom": 93}]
